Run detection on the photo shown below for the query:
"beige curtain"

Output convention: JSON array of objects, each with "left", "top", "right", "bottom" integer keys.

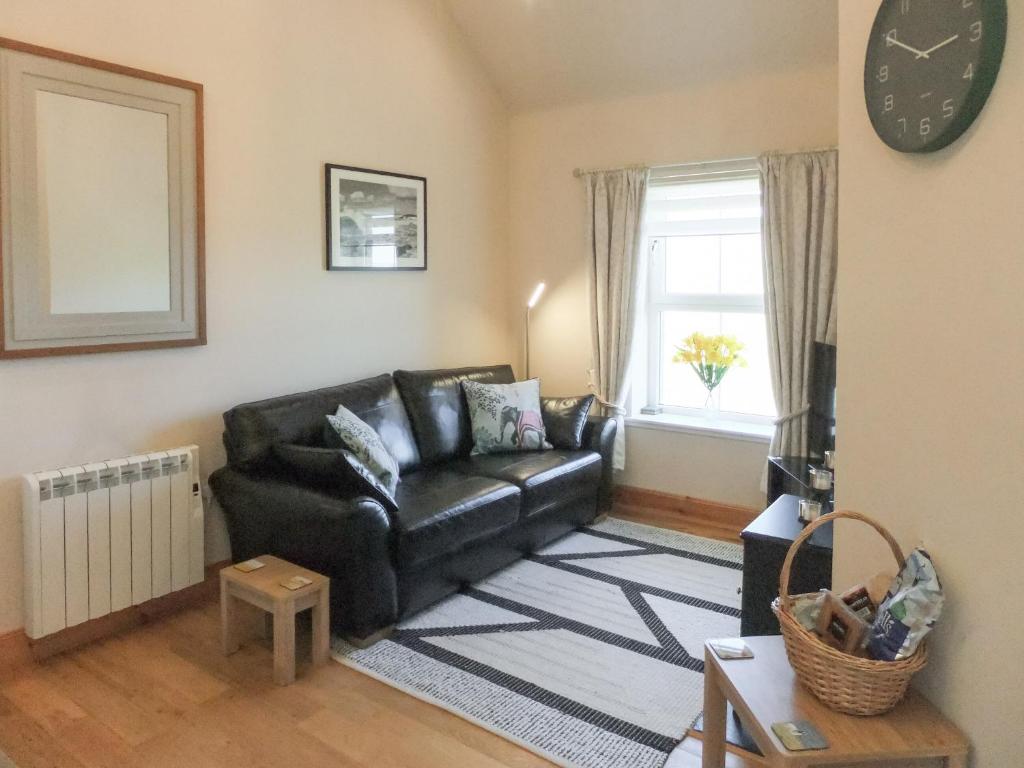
[
  {"left": 760, "top": 150, "right": 838, "bottom": 459},
  {"left": 583, "top": 167, "right": 649, "bottom": 469}
]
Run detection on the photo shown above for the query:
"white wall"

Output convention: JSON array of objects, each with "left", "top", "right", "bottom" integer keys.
[
  {"left": 0, "top": 0, "right": 512, "bottom": 634},
  {"left": 835, "top": 4, "right": 1024, "bottom": 766},
  {"left": 508, "top": 68, "right": 838, "bottom": 508}
]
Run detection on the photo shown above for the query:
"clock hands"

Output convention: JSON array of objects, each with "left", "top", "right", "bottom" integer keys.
[
  {"left": 886, "top": 32, "right": 931, "bottom": 58},
  {"left": 885, "top": 32, "right": 961, "bottom": 60},
  {"left": 920, "top": 34, "right": 959, "bottom": 57}
]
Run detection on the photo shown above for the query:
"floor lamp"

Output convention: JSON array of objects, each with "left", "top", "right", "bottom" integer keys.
[{"left": 525, "top": 282, "right": 545, "bottom": 379}]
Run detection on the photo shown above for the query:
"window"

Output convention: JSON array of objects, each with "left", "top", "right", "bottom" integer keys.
[{"left": 640, "top": 162, "right": 775, "bottom": 424}]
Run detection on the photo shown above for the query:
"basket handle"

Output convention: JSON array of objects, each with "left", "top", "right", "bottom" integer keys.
[{"left": 778, "top": 509, "right": 906, "bottom": 611}]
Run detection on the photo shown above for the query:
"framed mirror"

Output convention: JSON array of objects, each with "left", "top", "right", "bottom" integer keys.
[{"left": 0, "top": 38, "right": 205, "bottom": 358}]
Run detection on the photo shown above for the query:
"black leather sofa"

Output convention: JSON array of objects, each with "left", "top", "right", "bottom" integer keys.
[{"left": 209, "top": 364, "right": 616, "bottom": 644}]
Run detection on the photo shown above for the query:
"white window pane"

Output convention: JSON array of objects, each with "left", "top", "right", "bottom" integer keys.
[
  {"left": 720, "top": 234, "right": 764, "bottom": 294},
  {"left": 664, "top": 236, "right": 719, "bottom": 294},
  {"left": 659, "top": 311, "right": 721, "bottom": 408},
  {"left": 718, "top": 313, "right": 776, "bottom": 418},
  {"left": 646, "top": 170, "right": 772, "bottom": 419},
  {"left": 659, "top": 310, "right": 775, "bottom": 418}
]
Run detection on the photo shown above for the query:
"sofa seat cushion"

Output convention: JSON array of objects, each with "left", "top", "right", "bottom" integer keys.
[
  {"left": 393, "top": 469, "right": 520, "bottom": 568},
  {"left": 455, "top": 450, "right": 601, "bottom": 518}
]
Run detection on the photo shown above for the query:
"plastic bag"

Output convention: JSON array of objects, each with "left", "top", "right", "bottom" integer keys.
[{"left": 867, "top": 548, "right": 943, "bottom": 661}]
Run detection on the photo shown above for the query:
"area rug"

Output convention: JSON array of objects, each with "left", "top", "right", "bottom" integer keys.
[{"left": 333, "top": 518, "right": 742, "bottom": 768}]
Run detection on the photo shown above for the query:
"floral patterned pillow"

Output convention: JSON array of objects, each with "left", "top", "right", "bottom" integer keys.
[
  {"left": 325, "top": 404, "right": 400, "bottom": 497},
  {"left": 462, "top": 379, "right": 552, "bottom": 454}
]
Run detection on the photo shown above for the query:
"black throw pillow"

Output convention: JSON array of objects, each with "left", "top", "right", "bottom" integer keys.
[
  {"left": 540, "top": 395, "right": 596, "bottom": 450},
  {"left": 273, "top": 443, "right": 398, "bottom": 514}
]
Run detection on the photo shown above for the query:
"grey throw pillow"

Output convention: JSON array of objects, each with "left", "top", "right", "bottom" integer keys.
[
  {"left": 462, "top": 379, "right": 552, "bottom": 454},
  {"left": 325, "top": 404, "right": 400, "bottom": 497}
]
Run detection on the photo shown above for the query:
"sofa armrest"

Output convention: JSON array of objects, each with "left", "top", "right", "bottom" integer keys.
[
  {"left": 581, "top": 414, "right": 617, "bottom": 512},
  {"left": 209, "top": 467, "right": 398, "bottom": 638}
]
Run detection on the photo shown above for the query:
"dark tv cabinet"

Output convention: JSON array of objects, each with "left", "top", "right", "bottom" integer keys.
[{"left": 740, "top": 494, "right": 833, "bottom": 637}]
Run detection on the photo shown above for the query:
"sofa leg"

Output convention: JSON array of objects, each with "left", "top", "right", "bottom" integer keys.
[{"left": 344, "top": 625, "right": 395, "bottom": 649}]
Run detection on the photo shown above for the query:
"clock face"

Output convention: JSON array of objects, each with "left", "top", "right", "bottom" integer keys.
[{"left": 864, "top": 0, "right": 1007, "bottom": 153}]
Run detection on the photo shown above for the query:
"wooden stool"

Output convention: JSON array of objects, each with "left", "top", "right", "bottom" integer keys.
[
  {"left": 220, "top": 556, "right": 330, "bottom": 685},
  {"left": 702, "top": 636, "right": 968, "bottom": 767}
]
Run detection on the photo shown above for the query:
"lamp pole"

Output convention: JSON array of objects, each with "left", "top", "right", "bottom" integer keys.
[
  {"left": 525, "top": 306, "right": 531, "bottom": 379},
  {"left": 525, "top": 282, "right": 545, "bottom": 380}
]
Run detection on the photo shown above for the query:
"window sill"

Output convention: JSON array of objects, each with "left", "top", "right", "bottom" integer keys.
[{"left": 625, "top": 412, "right": 774, "bottom": 444}]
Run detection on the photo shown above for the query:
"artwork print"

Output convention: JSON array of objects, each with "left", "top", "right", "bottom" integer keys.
[{"left": 325, "top": 164, "right": 426, "bottom": 271}]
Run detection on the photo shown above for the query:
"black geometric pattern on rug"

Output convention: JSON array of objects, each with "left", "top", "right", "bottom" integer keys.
[{"left": 387, "top": 525, "right": 743, "bottom": 756}]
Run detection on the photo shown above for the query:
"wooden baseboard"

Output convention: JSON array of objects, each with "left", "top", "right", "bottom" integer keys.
[
  {"left": 614, "top": 485, "right": 758, "bottom": 531},
  {"left": 1, "top": 559, "right": 229, "bottom": 666},
  {"left": 0, "top": 627, "right": 34, "bottom": 671}
]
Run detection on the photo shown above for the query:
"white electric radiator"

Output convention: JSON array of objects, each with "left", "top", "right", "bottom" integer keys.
[{"left": 22, "top": 445, "right": 205, "bottom": 639}]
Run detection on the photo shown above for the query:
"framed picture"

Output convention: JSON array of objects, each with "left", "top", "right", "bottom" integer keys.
[
  {"left": 325, "top": 163, "right": 426, "bottom": 271},
  {"left": 0, "top": 37, "right": 205, "bottom": 358}
]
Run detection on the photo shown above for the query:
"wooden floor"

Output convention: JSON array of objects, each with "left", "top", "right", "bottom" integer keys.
[
  {"left": 0, "top": 508, "right": 758, "bottom": 768},
  {"left": 613, "top": 502, "right": 747, "bottom": 545}
]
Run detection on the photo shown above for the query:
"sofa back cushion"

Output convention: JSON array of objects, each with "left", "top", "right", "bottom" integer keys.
[
  {"left": 393, "top": 365, "right": 515, "bottom": 465},
  {"left": 223, "top": 373, "right": 420, "bottom": 472}
]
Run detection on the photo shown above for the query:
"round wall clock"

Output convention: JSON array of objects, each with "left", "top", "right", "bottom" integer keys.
[{"left": 864, "top": 0, "right": 1007, "bottom": 153}]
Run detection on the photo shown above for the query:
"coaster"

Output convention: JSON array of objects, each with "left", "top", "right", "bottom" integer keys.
[
  {"left": 280, "top": 575, "right": 313, "bottom": 591},
  {"left": 771, "top": 721, "right": 828, "bottom": 751},
  {"left": 709, "top": 638, "right": 754, "bottom": 660},
  {"left": 233, "top": 559, "right": 265, "bottom": 573}
]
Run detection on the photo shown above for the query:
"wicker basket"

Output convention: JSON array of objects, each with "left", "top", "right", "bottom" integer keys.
[{"left": 773, "top": 509, "right": 927, "bottom": 716}]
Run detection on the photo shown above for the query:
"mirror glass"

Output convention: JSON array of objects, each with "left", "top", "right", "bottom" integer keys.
[{"left": 36, "top": 90, "right": 171, "bottom": 314}]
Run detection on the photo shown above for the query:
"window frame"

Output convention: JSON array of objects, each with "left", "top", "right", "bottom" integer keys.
[{"left": 641, "top": 164, "right": 774, "bottom": 426}]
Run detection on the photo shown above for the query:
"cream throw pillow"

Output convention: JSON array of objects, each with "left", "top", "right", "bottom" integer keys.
[
  {"left": 325, "top": 405, "right": 400, "bottom": 497},
  {"left": 462, "top": 379, "right": 552, "bottom": 454}
]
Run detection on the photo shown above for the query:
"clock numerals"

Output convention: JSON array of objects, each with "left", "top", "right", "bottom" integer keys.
[
  {"left": 919, "top": 117, "right": 931, "bottom": 138},
  {"left": 963, "top": 0, "right": 973, "bottom": 7},
  {"left": 884, "top": 94, "right": 894, "bottom": 112},
  {"left": 964, "top": 62, "right": 974, "bottom": 80},
  {"left": 897, "top": 117, "right": 907, "bottom": 136},
  {"left": 878, "top": 65, "right": 889, "bottom": 83},
  {"left": 943, "top": 99, "right": 955, "bottom": 119},
  {"left": 885, "top": 28, "right": 897, "bottom": 46},
  {"left": 900, "top": 0, "right": 910, "bottom": 14},
  {"left": 970, "top": 20, "right": 983, "bottom": 42}
]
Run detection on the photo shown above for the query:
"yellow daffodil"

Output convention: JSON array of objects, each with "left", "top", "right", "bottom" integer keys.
[{"left": 672, "top": 332, "right": 747, "bottom": 396}]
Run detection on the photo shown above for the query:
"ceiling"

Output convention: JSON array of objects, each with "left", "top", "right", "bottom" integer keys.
[{"left": 443, "top": 0, "right": 838, "bottom": 113}]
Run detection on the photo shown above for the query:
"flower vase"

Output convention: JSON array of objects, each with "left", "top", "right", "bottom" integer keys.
[{"left": 704, "top": 389, "right": 716, "bottom": 420}]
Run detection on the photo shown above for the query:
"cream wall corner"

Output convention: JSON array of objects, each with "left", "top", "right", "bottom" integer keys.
[
  {"left": 508, "top": 67, "right": 838, "bottom": 508},
  {"left": 835, "top": 4, "right": 1024, "bottom": 767},
  {"left": 0, "top": 0, "right": 512, "bottom": 634}
]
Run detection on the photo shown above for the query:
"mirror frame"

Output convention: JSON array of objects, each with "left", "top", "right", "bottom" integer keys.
[{"left": 0, "top": 37, "right": 205, "bottom": 359}]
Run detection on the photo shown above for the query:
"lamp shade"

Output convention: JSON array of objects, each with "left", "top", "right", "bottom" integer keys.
[{"left": 527, "top": 282, "right": 546, "bottom": 309}]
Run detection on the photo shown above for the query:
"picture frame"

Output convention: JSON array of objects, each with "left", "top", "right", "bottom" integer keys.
[
  {"left": 0, "top": 37, "right": 205, "bottom": 358},
  {"left": 324, "top": 163, "right": 427, "bottom": 271}
]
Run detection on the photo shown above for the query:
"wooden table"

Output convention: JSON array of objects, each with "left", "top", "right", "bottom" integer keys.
[
  {"left": 220, "top": 555, "right": 330, "bottom": 685},
  {"left": 702, "top": 636, "right": 968, "bottom": 767}
]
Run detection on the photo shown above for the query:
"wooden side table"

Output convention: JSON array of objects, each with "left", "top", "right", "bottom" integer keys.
[
  {"left": 702, "top": 636, "right": 968, "bottom": 767},
  {"left": 220, "top": 555, "right": 330, "bottom": 685}
]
